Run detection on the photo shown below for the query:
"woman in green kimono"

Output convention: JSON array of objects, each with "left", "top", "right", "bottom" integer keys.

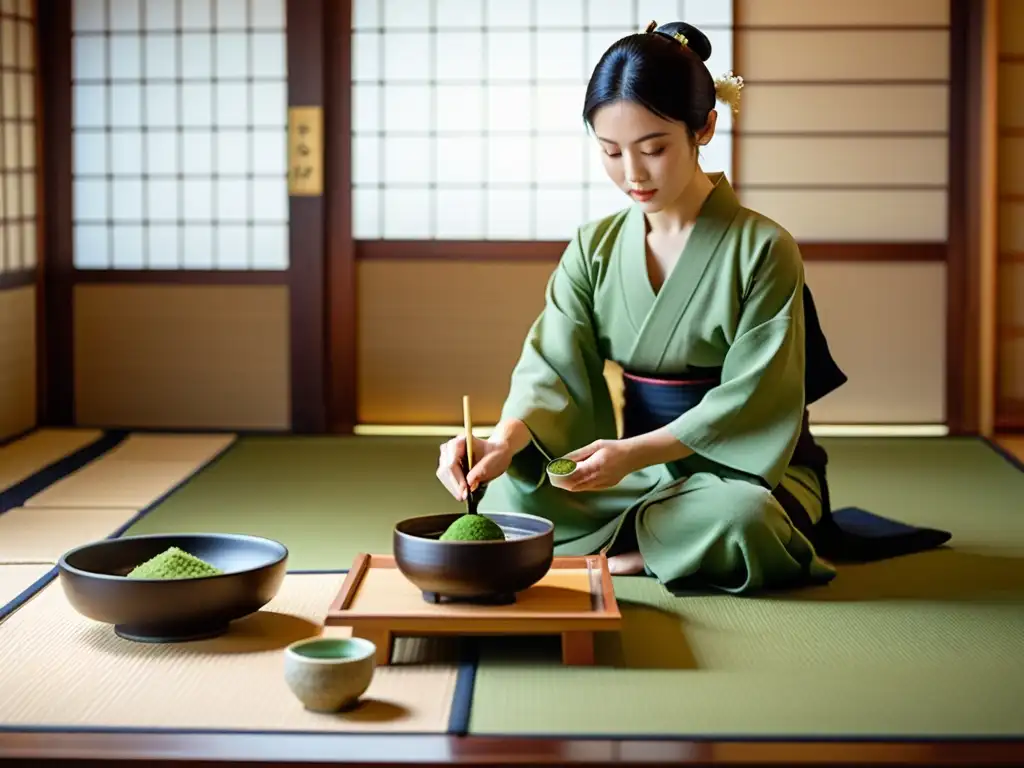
[{"left": 435, "top": 21, "right": 850, "bottom": 594}]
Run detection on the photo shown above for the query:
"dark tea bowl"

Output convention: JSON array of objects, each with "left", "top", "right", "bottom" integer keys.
[
  {"left": 392, "top": 511, "right": 554, "bottom": 604},
  {"left": 57, "top": 533, "right": 288, "bottom": 643}
]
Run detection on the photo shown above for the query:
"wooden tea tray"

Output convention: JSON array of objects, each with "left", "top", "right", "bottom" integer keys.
[{"left": 325, "top": 553, "right": 621, "bottom": 666}]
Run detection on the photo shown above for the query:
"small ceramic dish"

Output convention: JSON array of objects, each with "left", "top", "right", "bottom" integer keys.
[
  {"left": 546, "top": 457, "right": 578, "bottom": 490},
  {"left": 283, "top": 636, "right": 376, "bottom": 713}
]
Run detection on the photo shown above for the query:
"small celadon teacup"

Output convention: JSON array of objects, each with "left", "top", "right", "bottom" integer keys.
[
  {"left": 546, "top": 457, "right": 578, "bottom": 490},
  {"left": 283, "top": 636, "right": 376, "bottom": 713}
]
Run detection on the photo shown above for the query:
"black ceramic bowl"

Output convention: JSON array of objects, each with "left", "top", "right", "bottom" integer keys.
[
  {"left": 393, "top": 511, "right": 554, "bottom": 603},
  {"left": 57, "top": 533, "right": 288, "bottom": 643}
]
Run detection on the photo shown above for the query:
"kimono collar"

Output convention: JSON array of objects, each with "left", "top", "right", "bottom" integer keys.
[
  {"left": 700, "top": 172, "right": 741, "bottom": 221},
  {"left": 627, "top": 171, "right": 741, "bottom": 238},
  {"left": 619, "top": 171, "right": 744, "bottom": 370}
]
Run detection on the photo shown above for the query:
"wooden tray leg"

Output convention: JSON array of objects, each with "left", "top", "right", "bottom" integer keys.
[
  {"left": 561, "top": 630, "right": 595, "bottom": 665},
  {"left": 353, "top": 628, "right": 393, "bottom": 665}
]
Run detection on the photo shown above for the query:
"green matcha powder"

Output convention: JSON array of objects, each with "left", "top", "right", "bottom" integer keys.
[
  {"left": 548, "top": 458, "right": 576, "bottom": 475},
  {"left": 126, "top": 547, "right": 223, "bottom": 579},
  {"left": 439, "top": 515, "right": 506, "bottom": 542}
]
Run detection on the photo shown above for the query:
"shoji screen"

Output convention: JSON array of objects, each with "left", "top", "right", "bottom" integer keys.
[
  {"left": 733, "top": 0, "right": 949, "bottom": 425},
  {"left": 350, "top": 0, "right": 734, "bottom": 241},
  {"left": 70, "top": 0, "right": 289, "bottom": 270},
  {"left": 0, "top": 0, "right": 39, "bottom": 441},
  {"left": 734, "top": 0, "right": 948, "bottom": 242},
  {"left": 352, "top": 0, "right": 735, "bottom": 425},
  {"left": 66, "top": 0, "right": 292, "bottom": 432},
  {"left": 0, "top": 0, "right": 37, "bottom": 275}
]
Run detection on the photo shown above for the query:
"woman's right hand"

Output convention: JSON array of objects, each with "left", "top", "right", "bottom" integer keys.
[{"left": 436, "top": 435, "right": 514, "bottom": 501}]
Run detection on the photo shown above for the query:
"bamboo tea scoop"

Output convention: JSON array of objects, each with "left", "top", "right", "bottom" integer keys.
[{"left": 463, "top": 395, "right": 478, "bottom": 515}]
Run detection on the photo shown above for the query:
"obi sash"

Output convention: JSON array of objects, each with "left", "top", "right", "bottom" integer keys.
[
  {"left": 618, "top": 284, "right": 951, "bottom": 563},
  {"left": 620, "top": 285, "right": 842, "bottom": 472}
]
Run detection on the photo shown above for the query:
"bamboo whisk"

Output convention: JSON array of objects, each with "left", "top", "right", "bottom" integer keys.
[{"left": 462, "top": 395, "right": 477, "bottom": 514}]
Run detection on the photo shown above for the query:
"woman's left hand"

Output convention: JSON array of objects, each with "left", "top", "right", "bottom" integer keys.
[{"left": 557, "top": 439, "right": 636, "bottom": 492}]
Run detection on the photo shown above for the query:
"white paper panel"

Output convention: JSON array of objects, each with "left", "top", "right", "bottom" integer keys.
[
  {"left": 435, "top": 188, "right": 484, "bottom": 238},
  {"left": 21, "top": 220, "right": 35, "bottom": 268},
  {"left": 738, "top": 189, "right": 947, "bottom": 242},
  {"left": 437, "top": 0, "right": 483, "bottom": 29},
  {"left": 0, "top": 2, "right": 38, "bottom": 275},
  {"left": 737, "top": 0, "right": 949, "bottom": 26},
  {"left": 145, "top": 0, "right": 177, "bottom": 31},
  {"left": 4, "top": 223, "right": 20, "bottom": 269},
  {"left": 0, "top": 18, "right": 14, "bottom": 68},
  {"left": 741, "top": 84, "right": 948, "bottom": 134},
  {"left": 69, "top": 0, "right": 289, "bottom": 270},
  {"left": 350, "top": 0, "right": 734, "bottom": 239},
  {"left": 737, "top": 137, "right": 948, "bottom": 187},
  {"left": 739, "top": 30, "right": 948, "bottom": 82}
]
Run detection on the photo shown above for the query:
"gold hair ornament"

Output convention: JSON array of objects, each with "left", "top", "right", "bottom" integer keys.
[
  {"left": 644, "top": 20, "right": 745, "bottom": 115},
  {"left": 713, "top": 71, "right": 744, "bottom": 115}
]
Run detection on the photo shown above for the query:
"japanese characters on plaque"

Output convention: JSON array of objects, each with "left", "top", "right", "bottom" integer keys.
[{"left": 288, "top": 106, "right": 323, "bottom": 196}]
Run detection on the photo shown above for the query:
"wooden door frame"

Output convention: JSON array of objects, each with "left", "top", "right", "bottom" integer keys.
[
  {"left": 945, "top": 0, "right": 990, "bottom": 436},
  {"left": 35, "top": 0, "right": 331, "bottom": 434},
  {"left": 325, "top": 0, "right": 357, "bottom": 434}
]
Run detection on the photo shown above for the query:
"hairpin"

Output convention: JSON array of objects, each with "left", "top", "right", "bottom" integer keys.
[
  {"left": 714, "top": 71, "right": 744, "bottom": 115},
  {"left": 644, "top": 21, "right": 689, "bottom": 48}
]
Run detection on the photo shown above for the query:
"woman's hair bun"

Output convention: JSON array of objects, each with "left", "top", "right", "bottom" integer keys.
[{"left": 649, "top": 20, "right": 712, "bottom": 62}]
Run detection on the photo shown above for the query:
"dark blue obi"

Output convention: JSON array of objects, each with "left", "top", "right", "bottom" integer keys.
[
  {"left": 620, "top": 370, "right": 718, "bottom": 441},
  {"left": 620, "top": 285, "right": 846, "bottom": 470},
  {"left": 616, "top": 284, "right": 952, "bottom": 563}
]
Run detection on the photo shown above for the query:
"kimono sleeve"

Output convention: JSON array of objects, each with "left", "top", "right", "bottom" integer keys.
[
  {"left": 498, "top": 228, "right": 619, "bottom": 488},
  {"left": 666, "top": 230, "right": 807, "bottom": 489}
]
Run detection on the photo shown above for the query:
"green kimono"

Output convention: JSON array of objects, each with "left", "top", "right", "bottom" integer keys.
[{"left": 479, "top": 173, "right": 838, "bottom": 594}]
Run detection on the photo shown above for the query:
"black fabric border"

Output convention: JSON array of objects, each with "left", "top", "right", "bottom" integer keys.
[{"left": 0, "top": 430, "right": 127, "bottom": 514}]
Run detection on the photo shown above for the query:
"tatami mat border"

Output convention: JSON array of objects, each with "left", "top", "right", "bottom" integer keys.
[
  {"left": 0, "top": 426, "right": 37, "bottom": 449},
  {"left": 0, "top": 430, "right": 478, "bottom": 737},
  {"left": 457, "top": 731, "right": 1024, "bottom": 744},
  {"left": 0, "top": 434, "right": 241, "bottom": 619},
  {"left": 0, "top": 567, "right": 58, "bottom": 624},
  {"left": 0, "top": 431, "right": 127, "bottom": 514},
  {"left": 0, "top": 565, "right": 478, "bottom": 737},
  {"left": 98, "top": 439, "right": 238, "bottom": 539},
  {"left": 981, "top": 437, "right": 1024, "bottom": 474}
]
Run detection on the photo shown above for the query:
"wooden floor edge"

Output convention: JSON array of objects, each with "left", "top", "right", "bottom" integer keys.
[
  {"left": 991, "top": 435, "right": 1024, "bottom": 467},
  {"left": 0, "top": 731, "right": 1020, "bottom": 765}
]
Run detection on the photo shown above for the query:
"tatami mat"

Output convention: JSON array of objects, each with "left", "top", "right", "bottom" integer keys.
[
  {"left": 468, "top": 437, "right": 1024, "bottom": 739},
  {"left": 122, "top": 436, "right": 457, "bottom": 570},
  {"left": 468, "top": 573, "right": 1024, "bottom": 738},
  {"left": 99, "top": 434, "right": 1024, "bottom": 738},
  {"left": 24, "top": 433, "right": 236, "bottom": 509},
  {"left": 0, "top": 572, "right": 461, "bottom": 733},
  {"left": 0, "top": 564, "right": 53, "bottom": 612},
  {"left": 0, "top": 429, "right": 105, "bottom": 494},
  {"left": 0, "top": 507, "right": 141, "bottom": 564}
]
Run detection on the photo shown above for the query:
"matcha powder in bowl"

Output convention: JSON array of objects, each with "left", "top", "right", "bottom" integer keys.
[
  {"left": 547, "top": 457, "right": 578, "bottom": 490},
  {"left": 439, "top": 515, "right": 506, "bottom": 542},
  {"left": 547, "top": 458, "right": 576, "bottom": 475},
  {"left": 126, "top": 547, "right": 223, "bottom": 579}
]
